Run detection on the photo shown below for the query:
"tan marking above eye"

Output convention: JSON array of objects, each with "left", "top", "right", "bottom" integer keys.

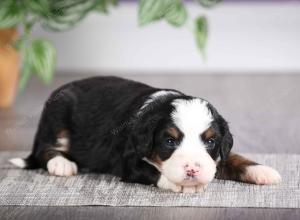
[
  {"left": 166, "top": 127, "right": 180, "bottom": 139},
  {"left": 201, "top": 127, "right": 215, "bottom": 141}
]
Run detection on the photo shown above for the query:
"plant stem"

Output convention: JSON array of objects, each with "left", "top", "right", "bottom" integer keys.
[
  {"left": 18, "top": 63, "right": 31, "bottom": 92},
  {"left": 18, "top": 16, "right": 36, "bottom": 92}
]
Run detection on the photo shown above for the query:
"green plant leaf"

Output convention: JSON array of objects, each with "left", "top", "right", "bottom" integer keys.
[
  {"left": 42, "top": 13, "right": 88, "bottom": 31},
  {"left": 165, "top": 1, "right": 187, "bottom": 27},
  {"left": 41, "top": 0, "right": 95, "bottom": 31},
  {"left": 195, "top": 0, "right": 221, "bottom": 8},
  {"left": 195, "top": 16, "right": 208, "bottom": 56},
  {"left": 0, "top": 0, "right": 24, "bottom": 28},
  {"left": 19, "top": 62, "right": 32, "bottom": 92},
  {"left": 94, "top": 0, "right": 109, "bottom": 13},
  {"left": 25, "top": 39, "right": 57, "bottom": 85},
  {"left": 138, "top": 0, "right": 187, "bottom": 27},
  {"left": 52, "top": 0, "right": 95, "bottom": 15},
  {"left": 139, "top": 0, "right": 164, "bottom": 26},
  {"left": 110, "top": 0, "right": 119, "bottom": 6},
  {"left": 26, "top": 0, "right": 50, "bottom": 17},
  {"left": 94, "top": 0, "right": 119, "bottom": 13}
]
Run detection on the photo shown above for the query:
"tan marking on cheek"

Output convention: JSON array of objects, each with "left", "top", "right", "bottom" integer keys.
[
  {"left": 150, "top": 153, "right": 163, "bottom": 168},
  {"left": 201, "top": 127, "right": 215, "bottom": 140}
]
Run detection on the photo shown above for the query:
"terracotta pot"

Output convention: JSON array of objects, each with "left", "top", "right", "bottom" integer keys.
[{"left": 0, "top": 28, "right": 19, "bottom": 108}]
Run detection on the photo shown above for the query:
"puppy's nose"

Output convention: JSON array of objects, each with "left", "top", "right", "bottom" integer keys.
[{"left": 184, "top": 164, "right": 200, "bottom": 177}]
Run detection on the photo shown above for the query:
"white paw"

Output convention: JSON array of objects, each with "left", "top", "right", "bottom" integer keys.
[
  {"left": 157, "top": 175, "right": 182, "bottom": 192},
  {"left": 243, "top": 165, "right": 282, "bottom": 185},
  {"left": 182, "top": 184, "right": 207, "bottom": 193},
  {"left": 182, "top": 186, "right": 196, "bottom": 193},
  {"left": 196, "top": 184, "right": 207, "bottom": 193},
  {"left": 47, "top": 156, "right": 78, "bottom": 177},
  {"left": 9, "top": 158, "right": 26, "bottom": 168}
]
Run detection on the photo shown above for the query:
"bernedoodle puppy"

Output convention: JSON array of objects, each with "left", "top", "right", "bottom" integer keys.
[{"left": 10, "top": 76, "right": 281, "bottom": 193}]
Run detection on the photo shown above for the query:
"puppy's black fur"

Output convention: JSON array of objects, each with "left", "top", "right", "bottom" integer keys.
[{"left": 20, "top": 76, "right": 237, "bottom": 186}]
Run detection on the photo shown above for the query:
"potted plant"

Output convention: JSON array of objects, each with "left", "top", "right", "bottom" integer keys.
[
  {"left": 0, "top": 28, "right": 19, "bottom": 108},
  {"left": 0, "top": 0, "right": 219, "bottom": 108}
]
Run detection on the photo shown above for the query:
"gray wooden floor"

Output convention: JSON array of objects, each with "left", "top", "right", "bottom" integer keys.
[
  {"left": 0, "top": 73, "right": 299, "bottom": 219},
  {"left": 0, "top": 206, "right": 299, "bottom": 220}
]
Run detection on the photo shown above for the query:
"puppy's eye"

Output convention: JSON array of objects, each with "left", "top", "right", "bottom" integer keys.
[
  {"left": 165, "top": 138, "right": 177, "bottom": 147},
  {"left": 206, "top": 138, "right": 215, "bottom": 149}
]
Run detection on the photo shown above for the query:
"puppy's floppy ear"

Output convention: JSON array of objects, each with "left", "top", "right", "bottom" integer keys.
[
  {"left": 207, "top": 103, "right": 233, "bottom": 161},
  {"left": 219, "top": 116, "right": 233, "bottom": 161},
  {"left": 131, "top": 113, "right": 161, "bottom": 158}
]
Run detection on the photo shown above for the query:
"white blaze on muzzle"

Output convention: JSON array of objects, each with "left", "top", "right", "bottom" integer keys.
[{"left": 160, "top": 145, "right": 216, "bottom": 186}]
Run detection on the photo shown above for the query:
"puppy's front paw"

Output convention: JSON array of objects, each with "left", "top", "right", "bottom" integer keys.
[
  {"left": 157, "top": 175, "right": 182, "bottom": 192},
  {"left": 47, "top": 156, "right": 78, "bottom": 177},
  {"left": 242, "top": 165, "right": 282, "bottom": 185},
  {"left": 182, "top": 186, "right": 196, "bottom": 193},
  {"left": 182, "top": 184, "right": 207, "bottom": 193},
  {"left": 196, "top": 184, "right": 208, "bottom": 193}
]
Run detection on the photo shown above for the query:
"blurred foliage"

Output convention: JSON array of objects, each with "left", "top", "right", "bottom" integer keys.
[
  {"left": 195, "top": 16, "right": 208, "bottom": 58},
  {"left": 0, "top": 0, "right": 220, "bottom": 90},
  {"left": 139, "top": 0, "right": 187, "bottom": 27}
]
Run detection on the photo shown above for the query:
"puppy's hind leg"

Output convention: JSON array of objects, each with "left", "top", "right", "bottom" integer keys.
[
  {"left": 39, "top": 130, "right": 78, "bottom": 177},
  {"left": 10, "top": 86, "right": 79, "bottom": 177}
]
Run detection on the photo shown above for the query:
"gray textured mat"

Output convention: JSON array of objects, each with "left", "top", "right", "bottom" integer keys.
[{"left": 0, "top": 151, "right": 299, "bottom": 208}]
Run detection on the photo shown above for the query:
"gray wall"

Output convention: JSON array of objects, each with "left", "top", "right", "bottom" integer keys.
[{"left": 32, "top": 2, "right": 300, "bottom": 74}]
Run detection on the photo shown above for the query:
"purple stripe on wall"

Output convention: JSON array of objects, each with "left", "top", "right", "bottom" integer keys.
[
  {"left": 224, "top": 0, "right": 299, "bottom": 1},
  {"left": 122, "top": 0, "right": 300, "bottom": 2}
]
